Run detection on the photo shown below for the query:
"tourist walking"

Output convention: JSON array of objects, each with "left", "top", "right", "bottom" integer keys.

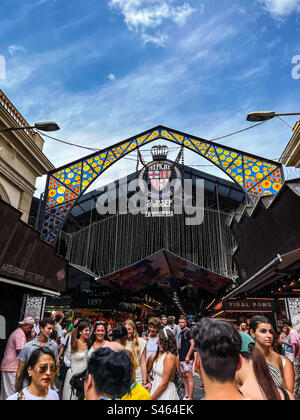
[
  {"left": 160, "top": 315, "right": 167, "bottom": 330},
  {"left": 193, "top": 318, "right": 248, "bottom": 400},
  {"left": 178, "top": 315, "right": 195, "bottom": 400},
  {"left": 84, "top": 347, "right": 132, "bottom": 400},
  {"left": 62, "top": 319, "right": 90, "bottom": 400},
  {"left": 88, "top": 321, "right": 123, "bottom": 358},
  {"left": 54, "top": 314, "right": 64, "bottom": 346},
  {"left": 33, "top": 317, "right": 40, "bottom": 338},
  {"left": 147, "top": 328, "right": 179, "bottom": 400},
  {"left": 7, "top": 347, "right": 59, "bottom": 400},
  {"left": 110, "top": 326, "right": 151, "bottom": 401},
  {"left": 283, "top": 319, "right": 300, "bottom": 395},
  {"left": 249, "top": 315, "right": 287, "bottom": 390},
  {"left": 280, "top": 325, "right": 294, "bottom": 362},
  {"left": 124, "top": 319, "right": 150, "bottom": 391},
  {"left": 236, "top": 332, "right": 294, "bottom": 400},
  {"left": 144, "top": 317, "right": 160, "bottom": 362},
  {"left": 0, "top": 317, "right": 34, "bottom": 400},
  {"left": 16, "top": 318, "right": 58, "bottom": 390},
  {"left": 164, "top": 317, "right": 176, "bottom": 336}
]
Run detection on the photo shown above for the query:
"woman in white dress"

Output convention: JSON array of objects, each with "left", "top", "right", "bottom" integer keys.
[
  {"left": 62, "top": 319, "right": 90, "bottom": 400},
  {"left": 147, "top": 328, "right": 179, "bottom": 400},
  {"left": 124, "top": 319, "right": 150, "bottom": 392}
]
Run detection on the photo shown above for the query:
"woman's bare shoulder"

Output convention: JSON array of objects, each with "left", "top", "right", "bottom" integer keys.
[{"left": 165, "top": 352, "right": 177, "bottom": 361}]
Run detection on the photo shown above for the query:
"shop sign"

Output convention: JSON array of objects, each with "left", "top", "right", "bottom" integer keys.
[
  {"left": 223, "top": 299, "right": 275, "bottom": 312},
  {"left": 0, "top": 199, "right": 67, "bottom": 292}
]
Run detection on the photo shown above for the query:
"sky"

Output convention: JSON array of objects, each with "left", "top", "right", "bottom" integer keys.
[{"left": 1, "top": 0, "right": 300, "bottom": 197}]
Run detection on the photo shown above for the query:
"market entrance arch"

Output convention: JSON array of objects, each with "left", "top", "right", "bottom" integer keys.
[{"left": 40, "top": 125, "right": 284, "bottom": 245}]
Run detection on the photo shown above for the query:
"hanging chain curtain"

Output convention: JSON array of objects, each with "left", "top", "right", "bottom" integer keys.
[{"left": 60, "top": 208, "right": 237, "bottom": 280}]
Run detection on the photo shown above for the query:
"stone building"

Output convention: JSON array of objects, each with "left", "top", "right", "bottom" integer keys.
[
  {"left": 0, "top": 89, "right": 54, "bottom": 221},
  {"left": 280, "top": 120, "right": 300, "bottom": 168}
]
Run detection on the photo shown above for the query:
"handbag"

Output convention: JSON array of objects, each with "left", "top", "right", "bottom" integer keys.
[
  {"left": 69, "top": 369, "right": 87, "bottom": 400},
  {"left": 174, "top": 370, "right": 185, "bottom": 400}
]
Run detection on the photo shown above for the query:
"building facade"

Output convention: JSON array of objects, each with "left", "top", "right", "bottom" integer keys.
[
  {"left": 280, "top": 120, "right": 300, "bottom": 168},
  {"left": 0, "top": 89, "right": 54, "bottom": 221}
]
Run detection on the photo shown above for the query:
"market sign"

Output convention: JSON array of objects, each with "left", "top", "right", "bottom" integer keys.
[
  {"left": 222, "top": 299, "right": 276, "bottom": 312},
  {"left": 139, "top": 146, "right": 182, "bottom": 218}
]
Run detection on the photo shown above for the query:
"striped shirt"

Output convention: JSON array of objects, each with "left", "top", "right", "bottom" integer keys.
[{"left": 267, "top": 361, "right": 282, "bottom": 388}]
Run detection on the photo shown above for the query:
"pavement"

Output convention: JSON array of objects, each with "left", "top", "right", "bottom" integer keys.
[{"left": 192, "top": 373, "right": 205, "bottom": 400}]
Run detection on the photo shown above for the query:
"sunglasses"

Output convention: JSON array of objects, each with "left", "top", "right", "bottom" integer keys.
[{"left": 38, "top": 364, "right": 57, "bottom": 374}]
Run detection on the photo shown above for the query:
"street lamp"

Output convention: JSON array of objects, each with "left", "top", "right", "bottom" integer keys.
[
  {"left": 247, "top": 111, "right": 300, "bottom": 122},
  {"left": 0, "top": 121, "right": 60, "bottom": 133}
]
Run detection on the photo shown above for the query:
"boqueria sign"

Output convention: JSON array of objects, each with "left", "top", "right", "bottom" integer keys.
[{"left": 222, "top": 299, "right": 276, "bottom": 312}]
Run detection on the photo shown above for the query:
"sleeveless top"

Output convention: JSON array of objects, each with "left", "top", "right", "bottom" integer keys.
[
  {"left": 267, "top": 361, "right": 282, "bottom": 388},
  {"left": 70, "top": 350, "right": 88, "bottom": 375}
]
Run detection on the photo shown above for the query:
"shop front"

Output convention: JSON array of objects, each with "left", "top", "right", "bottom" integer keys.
[
  {"left": 0, "top": 198, "right": 67, "bottom": 359},
  {"left": 220, "top": 248, "right": 300, "bottom": 329},
  {"left": 211, "top": 297, "right": 287, "bottom": 329}
]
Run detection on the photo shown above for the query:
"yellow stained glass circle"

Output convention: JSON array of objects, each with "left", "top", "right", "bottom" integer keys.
[{"left": 57, "top": 186, "right": 66, "bottom": 194}]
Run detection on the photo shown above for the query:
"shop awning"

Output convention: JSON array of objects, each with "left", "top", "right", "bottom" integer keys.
[
  {"left": 222, "top": 248, "right": 300, "bottom": 301},
  {"left": 0, "top": 198, "right": 67, "bottom": 293},
  {"left": 0, "top": 276, "right": 61, "bottom": 297},
  {"left": 68, "top": 263, "right": 116, "bottom": 291},
  {"left": 95, "top": 250, "right": 233, "bottom": 314}
]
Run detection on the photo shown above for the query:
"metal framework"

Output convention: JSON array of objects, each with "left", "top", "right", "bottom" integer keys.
[{"left": 40, "top": 125, "right": 284, "bottom": 245}]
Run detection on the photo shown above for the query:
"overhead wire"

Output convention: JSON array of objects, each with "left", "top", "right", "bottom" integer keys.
[
  {"left": 36, "top": 118, "right": 273, "bottom": 153},
  {"left": 37, "top": 117, "right": 297, "bottom": 166}
]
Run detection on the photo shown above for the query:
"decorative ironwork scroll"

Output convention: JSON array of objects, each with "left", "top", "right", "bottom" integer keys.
[{"left": 40, "top": 125, "right": 284, "bottom": 245}]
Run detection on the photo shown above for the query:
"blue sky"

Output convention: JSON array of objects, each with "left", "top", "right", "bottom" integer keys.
[{"left": 1, "top": 0, "right": 300, "bottom": 196}]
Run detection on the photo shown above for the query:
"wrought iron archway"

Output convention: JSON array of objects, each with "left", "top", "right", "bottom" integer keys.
[{"left": 40, "top": 125, "right": 284, "bottom": 245}]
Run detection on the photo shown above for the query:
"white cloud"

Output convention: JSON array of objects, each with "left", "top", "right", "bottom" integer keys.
[
  {"left": 108, "top": 0, "right": 197, "bottom": 46},
  {"left": 8, "top": 44, "right": 28, "bottom": 55},
  {"left": 257, "top": 0, "right": 300, "bottom": 17},
  {"left": 229, "top": 61, "right": 270, "bottom": 82},
  {"left": 141, "top": 32, "right": 168, "bottom": 47},
  {"left": 107, "top": 73, "right": 117, "bottom": 82}
]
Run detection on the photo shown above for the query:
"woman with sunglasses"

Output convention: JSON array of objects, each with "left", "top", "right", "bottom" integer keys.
[{"left": 7, "top": 347, "right": 59, "bottom": 400}]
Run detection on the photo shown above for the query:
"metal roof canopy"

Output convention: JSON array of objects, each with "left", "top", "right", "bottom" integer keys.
[
  {"left": 222, "top": 248, "right": 300, "bottom": 301},
  {"left": 95, "top": 249, "right": 233, "bottom": 314}
]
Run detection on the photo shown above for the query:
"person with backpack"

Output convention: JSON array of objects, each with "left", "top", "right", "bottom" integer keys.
[{"left": 178, "top": 315, "right": 194, "bottom": 400}]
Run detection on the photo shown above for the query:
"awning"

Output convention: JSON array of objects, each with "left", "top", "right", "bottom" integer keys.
[
  {"left": 222, "top": 248, "right": 300, "bottom": 301},
  {"left": 0, "top": 198, "right": 67, "bottom": 293},
  {"left": 0, "top": 276, "right": 61, "bottom": 297},
  {"left": 95, "top": 250, "right": 233, "bottom": 314}
]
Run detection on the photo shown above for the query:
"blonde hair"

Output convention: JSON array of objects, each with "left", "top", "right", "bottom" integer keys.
[
  {"left": 124, "top": 347, "right": 138, "bottom": 381},
  {"left": 124, "top": 319, "right": 141, "bottom": 358}
]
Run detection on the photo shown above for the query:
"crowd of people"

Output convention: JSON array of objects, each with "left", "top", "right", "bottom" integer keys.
[{"left": 0, "top": 312, "right": 299, "bottom": 400}]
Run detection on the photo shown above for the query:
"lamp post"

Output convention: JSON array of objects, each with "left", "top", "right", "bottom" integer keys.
[
  {"left": 0, "top": 121, "right": 60, "bottom": 133},
  {"left": 247, "top": 111, "right": 300, "bottom": 122}
]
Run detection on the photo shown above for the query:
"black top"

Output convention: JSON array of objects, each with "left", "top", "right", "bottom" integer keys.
[{"left": 178, "top": 329, "right": 194, "bottom": 362}]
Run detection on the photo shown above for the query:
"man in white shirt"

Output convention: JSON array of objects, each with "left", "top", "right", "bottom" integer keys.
[
  {"left": 165, "top": 317, "right": 176, "bottom": 335},
  {"left": 33, "top": 317, "right": 40, "bottom": 337},
  {"left": 54, "top": 314, "right": 64, "bottom": 346}
]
